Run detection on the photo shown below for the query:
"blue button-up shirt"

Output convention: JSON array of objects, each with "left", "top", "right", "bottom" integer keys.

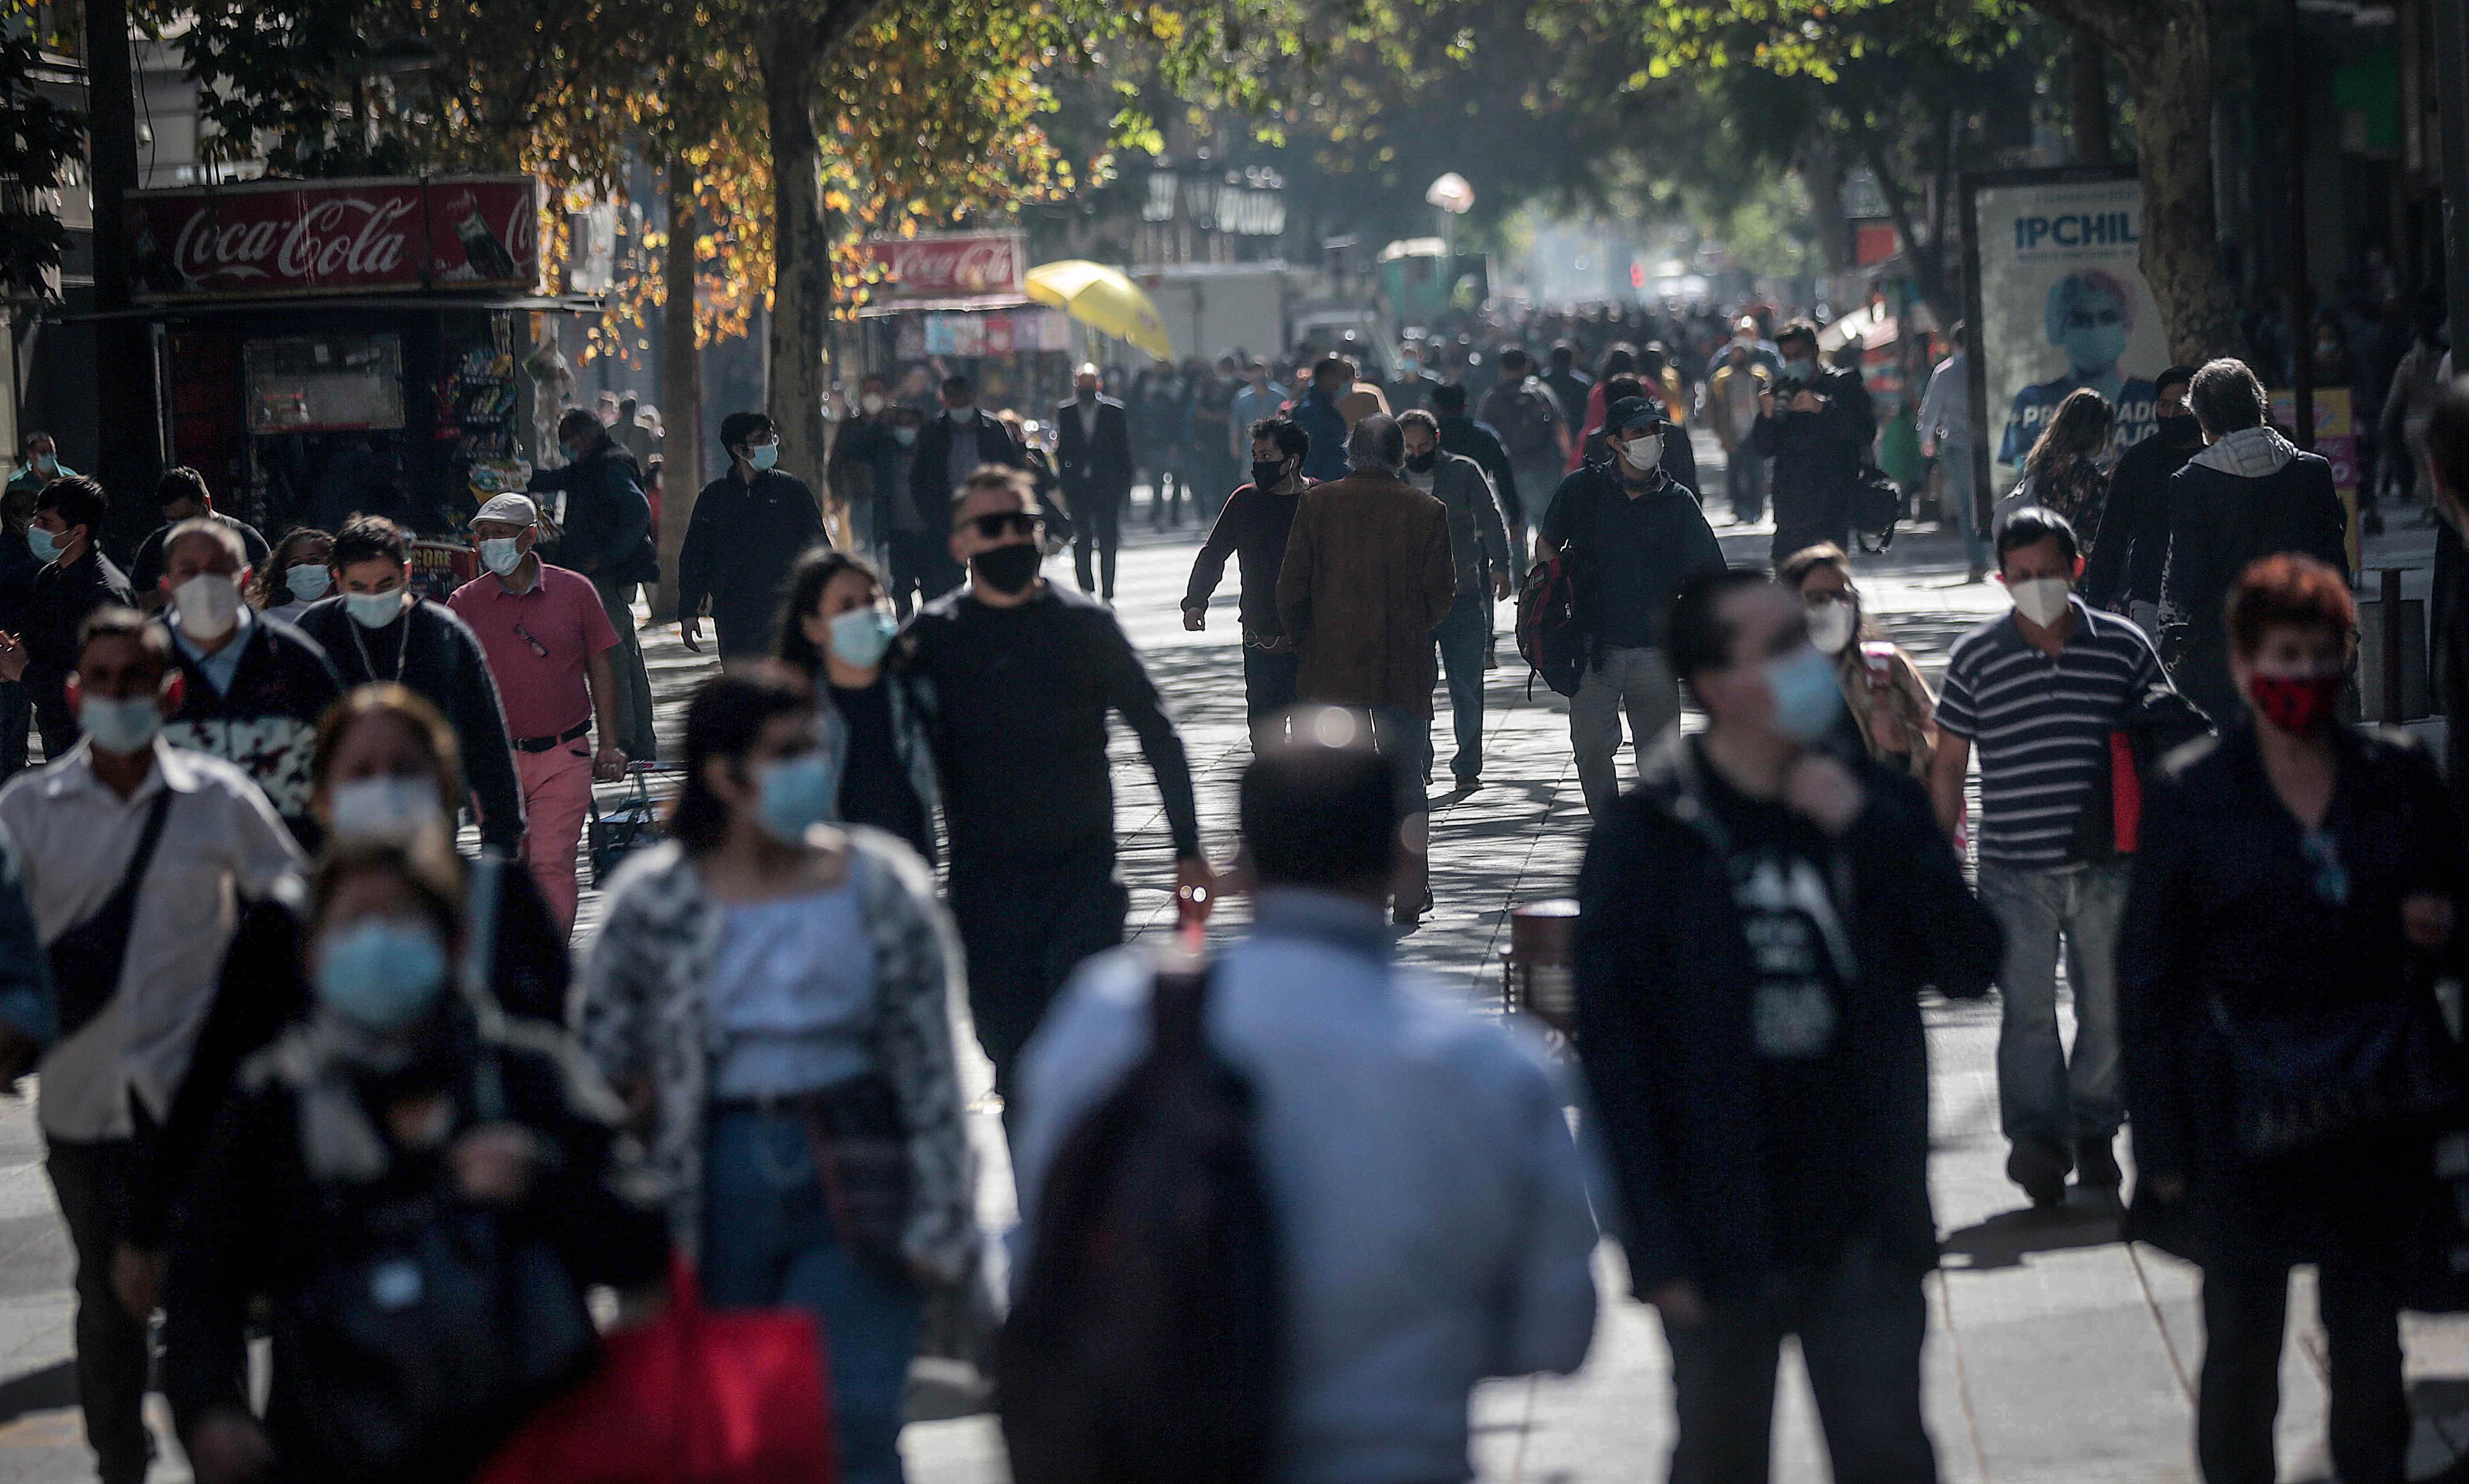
[
  {"left": 168, "top": 603, "right": 254, "bottom": 698},
  {"left": 1015, "top": 889, "right": 1601, "bottom": 1484}
]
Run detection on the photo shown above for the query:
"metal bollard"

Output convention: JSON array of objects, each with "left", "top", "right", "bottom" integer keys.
[{"left": 1500, "top": 899, "right": 1580, "bottom": 1035}]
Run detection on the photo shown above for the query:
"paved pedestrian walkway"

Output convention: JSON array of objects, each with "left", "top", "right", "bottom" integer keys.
[{"left": 0, "top": 441, "right": 2462, "bottom": 1481}]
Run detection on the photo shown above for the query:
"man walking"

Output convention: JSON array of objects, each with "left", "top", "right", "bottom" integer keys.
[
  {"left": 1707, "top": 336, "right": 1773, "bottom": 526},
  {"left": 297, "top": 514, "right": 524, "bottom": 854},
  {"left": 1931, "top": 507, "right": 2182, "bottom": 1207},
  {"left": 1291, "top": 356, "right": 1355, "bottom": 482},
  {"left": 1399, "top": 410, "right": 1513, "bottom": 787},
  {"left": 6, "top": 430, "right": 69, "bottom": 505},
  {"left": 911, "top": 373, "right": 1028, "bottom": 551},
  {"left": 0, "top": 610, "right": 301, "bottom": 1484},
  {"left": 1916, "top": 327, "right": 1984, "bottom": 580},
  {"left": 530, "top": 407, "right": 659, "bottom": 761},
  {"left": 1275, "top": 416, "right": 1455, "bottom": 927},
  {"left": 0, "top": 478, "right": 135, "bottom": 758},
  {"left": 675, "top": 410, "right": 828, "bottom": 668},
  {"left": 446, "top": 493, "right": 628, "bottom": 934},
  {"left": 873, "top": 404, "right": 937, "bottom": 617},
  {"left": 127, "top": 469, "right": 269, "bottom": 613},
  {"left": 1478, "top": 348, "right": 1569, "bottom": 528},
  {"left": 1541, "top": 397, "right": 1727, "bottom": 819},
  {"left": 1578, "top": 569, "right": 1999, "bottom": 1484},
  {"left": 1055, "top": 362, "right": 1135, "bottom": 602},
  {"left": 1433, "top": 382, "right": 1524, "bottom": 562},
  {"left": 0, "top": 482, "right": 38, "bottom": 778},
  {"left": 2082, "top": 363, "right": 2201, "bottom": 626},
  {"left": 1185, "top": 417, "right": 1311, "bottom": 746},
  {"left": 153, "top": 519, "right": 341, "bottom": 843},
  {"left": 2158, "top": 357, "right": 2349, "bottom": 721},
  {"left": 901, "top": 467, "right": 1211, "bottom": 1126},
  {"left": 1542, "top": 340, "right": 1593, "bottom": 431},
  {"left": 1752, "top": 320, "right": 1874, "bottom": 564},
  {"left": 1017, "top": 723, "right": 1600, "bottom": 1481},
  {"left": 1228, "top": 358, "right": 1288, "bottom": 458}
]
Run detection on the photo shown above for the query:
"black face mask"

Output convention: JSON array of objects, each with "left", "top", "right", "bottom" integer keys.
[
  {"left": 1252, "top": 459, "right": 1289, "bottom": 490},
  {"left": 1405, "top": 450, "right": 1438, "bottom": 474},
  {"left": 971, "top": 542, "right": 1042, "bottom": 595}
]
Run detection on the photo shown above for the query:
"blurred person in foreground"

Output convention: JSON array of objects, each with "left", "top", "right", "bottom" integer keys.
[
  {"left": 2121, "top": 554, "right": 2465, "bottom": 1484},
  {"left": 2423, "top": 376, "right": 2469, "bottom": 815},
  {"left": 584, "top": 671, "right": 972, "bottom": 1484},
  {"left": 165, "top": 836, "right": 667, "bottom": 1484},
  {"left": 1576, "top": 569, "right": 1999, "bottom": 1484},
  {"left": 1014, "top": 714, "right": 1600, "bottom": 1484},
  {"left": 1779, "top": 544, "right": 1939, "bottom": 781}
]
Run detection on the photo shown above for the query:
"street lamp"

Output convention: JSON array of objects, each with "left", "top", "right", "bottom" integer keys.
[{"left": 1426, "top": 171, "right": 1473, "bottom": 267}]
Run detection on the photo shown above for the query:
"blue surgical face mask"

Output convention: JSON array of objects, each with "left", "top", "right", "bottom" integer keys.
[
  {"left": 748, "top": 443, "right": 780, "bottom": 473},
  {"left": 478, "top": 537, "right": 524, "bottom": 577},
  {"left": 25, "top": 525, "right": 60, "bottom": 562},
  {"left": 1762, "top": 644, "right": 1844, "bottom": 744},
  {"left": 315, "top": 919, "right": 448, "bottom": 1033},
  {"left": 754, "top": 751, "right": 838, "bottom": 845},
  {"left": 1781, "top": 356, "right": 1817, "bottom": 383},
  {"left": 345, "top": 589, "right": 406, "bottom": 628},
  {"left": 285, "top": 563, "right": 332, "bottom": 601},
  {"left": 892, "top": 426, "right": 918, "bottom": 448},
  {"left": 828, "top": 607, "right": 897, "bottom": 669},
  {"left": 78, "top": 693, "right": 162, "bottom": 753},
  {"left": 2061, "top": 319, "right": 2129, "bottom": 375}
]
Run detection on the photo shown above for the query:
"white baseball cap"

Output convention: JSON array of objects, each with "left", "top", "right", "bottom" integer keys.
[{"left": 472, "top": 492, "right": 539, "bottom": 527}]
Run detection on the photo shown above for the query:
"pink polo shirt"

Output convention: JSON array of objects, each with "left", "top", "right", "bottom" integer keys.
[{"left": 446, "top": 560, "right": 618, "bottom": 741}]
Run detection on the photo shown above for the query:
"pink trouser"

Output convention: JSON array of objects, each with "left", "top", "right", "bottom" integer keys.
[{"left": 515, "top": 742, "right": 594, "bottom": 935}]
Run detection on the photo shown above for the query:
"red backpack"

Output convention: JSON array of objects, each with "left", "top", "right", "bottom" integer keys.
[{"left": 1516, "top": 550, "right": 1585, "bottom": 698}]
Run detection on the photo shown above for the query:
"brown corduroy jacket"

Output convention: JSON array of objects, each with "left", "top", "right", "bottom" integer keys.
[{"left": 1274, "top": 467, "right": 1458, "bottom": 718}]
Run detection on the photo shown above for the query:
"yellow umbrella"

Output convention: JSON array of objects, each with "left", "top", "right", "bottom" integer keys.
[{"left": 1025, "top": 260, "right": 1174, "bottom": 360}]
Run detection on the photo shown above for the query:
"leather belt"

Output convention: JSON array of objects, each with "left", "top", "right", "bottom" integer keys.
[{"left": 511, "top": 721, "right": 591, "bottom": 753}]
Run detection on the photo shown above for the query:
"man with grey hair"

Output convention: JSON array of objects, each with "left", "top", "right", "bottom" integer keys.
[
  {"left": 152, "top": 517, "right": 340, "bottom": 842},
  {"left": 1275, "top": 413, "right": 1457, "bottom": 926},
  {"left": 2158, "top": 356, "right": 2348, "bottom": 718}
]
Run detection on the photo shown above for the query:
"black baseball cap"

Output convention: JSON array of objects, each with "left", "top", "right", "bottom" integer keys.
[{"left": 1606, "top": 396, "right": 1672, "bottom": 434}]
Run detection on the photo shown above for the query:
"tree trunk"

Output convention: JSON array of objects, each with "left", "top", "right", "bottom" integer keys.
[
  {"left": 2070, "top": 22, "right": 2112, "bottom": 166},
  {"left": 654, "top": 173, "right": 702, "bottom": 624},
  {"left": 759, "top": 11, "right": 840, "bottom": 547},
  {"left": 1856, "top": 132, "right": 1957, "bottom": 329},
  {"left": 2030, "top": 0, "right": 2244, "bottom": 363}
]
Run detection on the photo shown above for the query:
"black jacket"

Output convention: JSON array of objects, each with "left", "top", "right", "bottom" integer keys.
[
  {"left": 532, "top": 445, "right": 658, "bottom": 587},
  {"left": 130, "top": 512, "right": 271, "bottom": 595},
  {"left": 674, "top": 468, "right": 827, "bottom": 649},
  {"left": 1575, "top": 731, "right": 2000, "bottom": 1297},
  {"left": 1437, "top": 415, "right": 1522, "bottom": 530},
  {"left": 159, "top": 614, "right": 342, "bottom": 843},
  {"left": 908, "top": 410, "right": 1026, "bottom": 531},
  {"left": 2158, "top": 446, "right": 2348, "bottom": 720},
  {"left": 2081, "top": 416, "right": 2201, "bottom": 611},
  {"left": 2120, "top": 724, "right": 2468, "bottom": 1268},
  {"left": 23, "top": 548, "right": 134, "bottom": 723},
  {"left": 1538, "top": 460, "right": 1726, "bottom": 660},
  {"left": 1751, "top": 367, "right": 1873, "bottom": 532},
  {"left": 295, "top": 597, "right": 525, "bottom": 853},
  {"left": 0, "top": 527, "right": 36, "bottom": 636},
  {"left": 1051, "top": 396, "right": 1134, "bottom": 506}
]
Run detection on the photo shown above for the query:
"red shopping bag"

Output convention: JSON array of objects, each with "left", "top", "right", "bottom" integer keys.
[{"left": 476, "top": 1257, "right": 836, "bottom": 1484}]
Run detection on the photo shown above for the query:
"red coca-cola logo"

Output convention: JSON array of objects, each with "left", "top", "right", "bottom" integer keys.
[
  {"left": 863, "top": 233, "right": 1024, "bottom": 298},
  {"left": 170, "top": 193, "right": 421, "bottom": 288}
]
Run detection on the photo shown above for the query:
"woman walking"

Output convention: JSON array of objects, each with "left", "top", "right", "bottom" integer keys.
[
  {"left": 2121, "top": 554, "right": 2468, "bottom": 1484},
  {"left": 775, "top": 549, "right": 940, "bottom": 864},
  {"left": 582, "top": 671, "right": 974, "bottom": 1484},
  {"left": 1997, "top": 387, "right": 2115, "bottom": 551},
  {"left": 1779, "top": 542, "right": 1940, "bottom": 780}
]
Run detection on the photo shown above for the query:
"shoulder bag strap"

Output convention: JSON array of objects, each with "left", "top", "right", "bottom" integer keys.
[{"left": 92, "top": 786, "right": 175, "bottom": 986}]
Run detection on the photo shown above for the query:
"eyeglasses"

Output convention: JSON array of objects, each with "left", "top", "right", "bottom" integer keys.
[
  {"left": 958, "top": 511, "right": 1040, "bottom": 540},
  {"left": 509, "top": 620, "right": 551, "bottom": 660}
]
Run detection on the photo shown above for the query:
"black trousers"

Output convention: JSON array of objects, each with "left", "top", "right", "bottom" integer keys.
[
  {"left": 2198, "top": 1258, "right": 2408, "bottom": 1484},
  {"left": 0, "top": 679, "right": 29, "bottom": 777},
  {"left": 35, "top": 691, "right": 75, "bottom": 764},
  {"left": 886, "top": 531, "right": 963, "bottom": 619},
  {"left": 948, "top": 852, "right": 1126, "bottom": 1122},
  {"left": 1070, "top": 483, "right": 1125, "bottom": 600},
  {"left": 1661, "top": 1245, "right": 1936, "bottom": 1484},
  {"left": 45, "top": 1135, "right": 153, "bottom": 1484}
]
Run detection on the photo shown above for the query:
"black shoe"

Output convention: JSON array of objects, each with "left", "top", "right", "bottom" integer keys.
[
  {"left": 2007, "top": 1140, "right": 2072, "bottom": 1208},
  {"left": 2075, "top": 1134, "right": 2123, "bottom": 1193}
]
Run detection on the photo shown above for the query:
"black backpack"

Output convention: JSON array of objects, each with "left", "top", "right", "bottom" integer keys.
[{"left": 998, "top": 954, "right": 1281, "bottom": 1484}]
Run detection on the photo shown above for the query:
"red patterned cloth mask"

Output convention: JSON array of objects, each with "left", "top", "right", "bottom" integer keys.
[{"left": 2247, "top": 671, "right": 2343, "bottom": 732}]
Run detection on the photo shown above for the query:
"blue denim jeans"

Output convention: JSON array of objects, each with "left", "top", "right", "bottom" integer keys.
[
  {"left": 701, "top": 1105, "right": 922, "bottom": 1484},
  {"left": 1240, "top": 643, "right": 1300, "bottom": 739},
  {"left": 1975, "top": 859, "right": 2130, "bottom": 1149},
  {"left": 1433, "top": 590, "right": 1489, "bottom": 779}
]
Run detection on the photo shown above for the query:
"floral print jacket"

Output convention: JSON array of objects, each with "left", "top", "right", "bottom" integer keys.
[{"left": 579, "top": 830, "right": 977, "bottom": 1284}]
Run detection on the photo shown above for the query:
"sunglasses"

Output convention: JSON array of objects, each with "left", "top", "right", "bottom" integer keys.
[{"left": 958, "top": 511, "right": 1040, "bottom": 540}]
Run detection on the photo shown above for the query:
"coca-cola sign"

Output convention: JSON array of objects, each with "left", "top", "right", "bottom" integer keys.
[
  {"left": 127, "top": 177, "right": 541, "bottom": 299},
  {"left": 858, "top": 232, "right": 1026, "bottom": 300}
]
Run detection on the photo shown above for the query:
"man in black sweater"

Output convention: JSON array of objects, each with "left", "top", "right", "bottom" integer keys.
[
  {"left": 2080, "top": 364, "right": 2200, "bottom": 627},
  {"left": 128, "top": 467, "right": 269, "bottom": 611},
  {"left": 530, "top": 408, "right": 659, "bottom": 760},
  {"left": 899, "top": 466, "right": 1212, "bottom": 1126},
  {"left": 0, "top": 477, "right": 134, "bottom": 757},
  {"left": 1752, "top": 320, "right": 1875, "bottom": 564},
  {"left": 675, "top": 410, "right": 828, "bottom": 669},
  {"left": 296, "top": 515, "right": 525, "bottom": 853}
]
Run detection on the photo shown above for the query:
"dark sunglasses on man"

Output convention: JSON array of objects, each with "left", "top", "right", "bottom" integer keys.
[{"left": 960, "top": 510, "right": 1040, "bottom": 540}]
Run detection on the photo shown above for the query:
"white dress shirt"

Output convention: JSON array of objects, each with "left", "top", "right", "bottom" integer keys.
[{"left": 0, "top": 739, "right": 302, "bottom": 1140}]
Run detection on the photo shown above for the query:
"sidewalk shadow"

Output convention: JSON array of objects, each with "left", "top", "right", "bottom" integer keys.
[
  {"left": 0, "top": 1359, "right": 76, "bottom": 1425},
  {"left": 1939, "top": 1202, "right": 2123, "bottom": 1272}
]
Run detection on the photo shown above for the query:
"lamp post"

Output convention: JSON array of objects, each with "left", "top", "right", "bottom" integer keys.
[{"left": 1426, "top": 172, "right": 1474, "bottom": 273}]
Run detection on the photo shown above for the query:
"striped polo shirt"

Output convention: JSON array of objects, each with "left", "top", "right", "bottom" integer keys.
[{"left": 1934, "top": 596, "right": 2168, "bottom": 868}]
